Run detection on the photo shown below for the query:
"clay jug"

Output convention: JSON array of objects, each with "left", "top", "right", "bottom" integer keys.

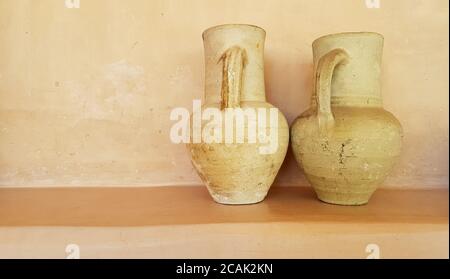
[
  {"left": 291, "top": 32, "right": 403, "bottom": 205},
  {"left": 188, "top": 24, "right": 289, "bottom": 205}
]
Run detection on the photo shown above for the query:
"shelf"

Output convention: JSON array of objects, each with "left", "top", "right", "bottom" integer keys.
[{"left": 0, "top": 186, "right": 448, "bottom": 258}]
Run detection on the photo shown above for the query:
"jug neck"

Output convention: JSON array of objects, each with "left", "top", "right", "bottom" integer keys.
[
  {"left": 203, "top": 24, "right": 266, "bottom": 105},
  {"left": 311, "top": 32, "right": 384, "bottom": 108}
]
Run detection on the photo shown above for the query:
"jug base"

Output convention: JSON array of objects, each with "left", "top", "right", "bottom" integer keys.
[
  {"left": 315, "top": 189, "right": 373, "bottom": 206},
  {"left": 209, "top": 190, "right": 268, "bottom": 205}
]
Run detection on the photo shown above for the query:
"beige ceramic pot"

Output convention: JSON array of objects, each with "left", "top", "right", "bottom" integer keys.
[
  {"left": 291, "top": 32, "right": 403, "bottom": 205},
  {"left": 188, "top": 24, "right": 289, "bottom": 205}
]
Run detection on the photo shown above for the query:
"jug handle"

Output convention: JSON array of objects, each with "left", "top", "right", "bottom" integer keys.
[
  {"left": 314, "top": 48, "right": 348, "bottom": 133},
  {"left": 219, "top": 46, "right": 247, "bottom": 109}
]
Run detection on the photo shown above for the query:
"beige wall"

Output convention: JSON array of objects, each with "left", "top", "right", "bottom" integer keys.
[{"left": 0, "top": 0, "right": 448, "bottom": 187}]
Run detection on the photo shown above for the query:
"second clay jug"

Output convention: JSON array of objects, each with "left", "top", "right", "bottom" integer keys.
[
  {"left": 291, "top": 32, "right": 403, "bottom": 205},
  {"left": 188, "top": 24, "right": 289, "bottom": 205}
]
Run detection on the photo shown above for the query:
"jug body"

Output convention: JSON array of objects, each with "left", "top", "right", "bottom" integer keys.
[
  {"left": 188, "top": 24, "right": 289, "bottom": 205},
  {"left": 291, "top": 32, "right": 403, "bottom": 205}
]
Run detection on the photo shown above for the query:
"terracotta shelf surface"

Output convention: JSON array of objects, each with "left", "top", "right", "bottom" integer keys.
[{"left": 0, "top": 186, "right": 448, "bottom": 259}]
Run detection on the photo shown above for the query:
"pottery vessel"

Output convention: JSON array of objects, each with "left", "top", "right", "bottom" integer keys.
[
  {"left": 291, "top": 32, "right": 403, "bottom": 205},
  {"left": 188, "top": 24, "right": 289, "bottom": 205}
]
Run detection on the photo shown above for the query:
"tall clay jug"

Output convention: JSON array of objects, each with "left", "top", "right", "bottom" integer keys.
[
  {"left": 188, "top": 24, "right": 289, "bottom": 205},
  {"left": 291, "top": 32, "right": 403, "bottom": 205}
]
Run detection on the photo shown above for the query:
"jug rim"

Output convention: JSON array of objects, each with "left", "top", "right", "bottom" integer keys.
[
  {"left": 313, "top": 31, "right": 384, "bottom": 46},
  {"left": 202, "top": 24, "right": 266, "bottom": 39}
]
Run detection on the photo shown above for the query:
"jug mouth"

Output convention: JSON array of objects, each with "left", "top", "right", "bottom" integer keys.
[
  {"left": 312, "top": 31, "right": 384, "bottom": 47},
  {"left": 202, "top": 24, "right": 266, "bottom": 39}
]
